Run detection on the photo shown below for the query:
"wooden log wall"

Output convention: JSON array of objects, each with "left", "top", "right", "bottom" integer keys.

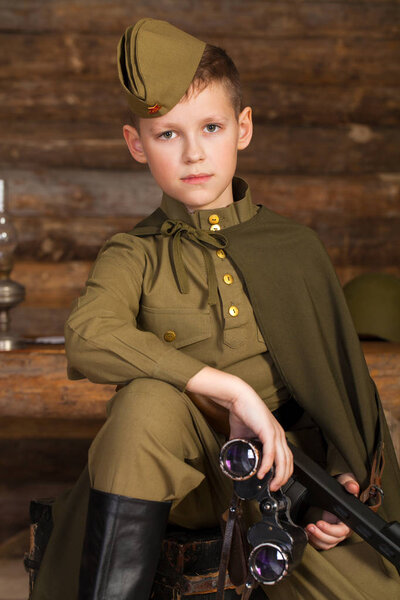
[
  {"left": 1, "top": 2, "right": 400, "bottom": 297},
  {"left": 0, "top": 1, "right": 399, "bottom": 545}
]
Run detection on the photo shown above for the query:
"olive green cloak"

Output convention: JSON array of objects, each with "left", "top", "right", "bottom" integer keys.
[{"left": 130, "top": 203, "right": 400, "bottom": 524}]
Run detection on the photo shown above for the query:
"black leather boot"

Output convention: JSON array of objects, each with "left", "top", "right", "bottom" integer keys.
[{"left": 78, "top": 488, "right": 171, "bottom": 600}]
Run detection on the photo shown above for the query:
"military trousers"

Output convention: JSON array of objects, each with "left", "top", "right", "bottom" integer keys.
[
  {"left": 32, "top": 378, "right": 400, "bottom": 600},
  {"left": 88, "top": 377, "right": 234, "bottom": 527}
]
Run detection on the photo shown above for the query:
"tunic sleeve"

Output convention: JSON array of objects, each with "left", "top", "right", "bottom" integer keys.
[{"left": 64, "top": 233, "right": 206, "bottom": 391}]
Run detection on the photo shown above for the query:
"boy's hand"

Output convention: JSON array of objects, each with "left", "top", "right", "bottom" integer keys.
[
  {"left": 305, "top": 473, "right": 360, "bottom": 550},
  {"left": 228, "top": 390, "right": 293, "bottom": 491},
  {"left": 186, "top": 366, "right": 293, "bottom": 491}
]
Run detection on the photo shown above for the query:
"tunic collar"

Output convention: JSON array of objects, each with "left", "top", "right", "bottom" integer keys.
[{"left": 160, "top": 176, "right": 258, "bottom": 230}]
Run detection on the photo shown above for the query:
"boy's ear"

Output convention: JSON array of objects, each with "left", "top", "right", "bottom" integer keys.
[
  {"left": 123, "top": 124, "right": 148, "bottom": 164},
  {"left": 237, "top": 106, "right": 253, "bottom": 151}
]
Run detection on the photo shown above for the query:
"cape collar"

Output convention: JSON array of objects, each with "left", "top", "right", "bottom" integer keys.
[
  {"left": 131, "top": 177, "right": 260, "bottom": 306},
  {"left": 160, "top": 176, "right": 258, "bottom": 230}
]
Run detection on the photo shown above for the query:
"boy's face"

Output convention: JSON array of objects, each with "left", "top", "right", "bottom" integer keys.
[{"left": 123, "top": 81, "right": 253, "bottom": 211}]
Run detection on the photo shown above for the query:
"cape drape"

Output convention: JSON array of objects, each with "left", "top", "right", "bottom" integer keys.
[{"left": 130, "top": 205, "right": 400, "bottom": 524}]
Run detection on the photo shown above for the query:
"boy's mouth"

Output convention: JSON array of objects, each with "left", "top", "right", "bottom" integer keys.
[{"left": 181, "top": 174, "right": 213, "bottom": 184}]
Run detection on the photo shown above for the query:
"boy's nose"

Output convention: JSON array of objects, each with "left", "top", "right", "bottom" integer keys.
[{"left": 182, "top": 136, "right": 205, "bottom": 163}]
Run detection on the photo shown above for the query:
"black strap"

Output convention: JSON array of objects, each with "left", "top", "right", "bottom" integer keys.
[
  {"left": 241, "top": 578, "right": 258, "bottom": 600},
  {"left": 216, "top": 494, "right": 241, "bottom": 600}
]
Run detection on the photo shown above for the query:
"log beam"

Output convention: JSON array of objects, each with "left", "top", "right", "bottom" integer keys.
[{"left": 0, "top": 343, "right": 398, "bottom": 446}]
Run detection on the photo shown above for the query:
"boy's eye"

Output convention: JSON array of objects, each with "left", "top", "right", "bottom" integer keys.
[
  {"left": 159, "top": 130, "right": 176, "bottom": 140},
  {"left": 204, "top": 123, "right": 220, "bottom": 133}
]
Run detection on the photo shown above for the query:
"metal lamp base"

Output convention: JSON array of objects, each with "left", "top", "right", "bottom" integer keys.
[
  {"left": 0, "top": 277, "right": 26, "bottom": 351},
  {"left": 0, "top": 333, "right": 28, "bottom": 351}
]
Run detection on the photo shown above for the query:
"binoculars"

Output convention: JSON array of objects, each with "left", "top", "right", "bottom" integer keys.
[
  {"left": 219, "top": 438, "right": 400, "bottom": 586},
  {"left": 220, "top": 438, "right": 307, "bottom": 585}
]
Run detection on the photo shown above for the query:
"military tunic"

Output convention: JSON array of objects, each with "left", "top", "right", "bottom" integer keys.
[
  {"left": 66, "top": 184, "right": 290, "bottom": 411},
  {"left": 32, "top": 179, "right": 400, "bottom": 600}
]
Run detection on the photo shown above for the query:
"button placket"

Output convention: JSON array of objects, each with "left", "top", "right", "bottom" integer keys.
[{"left": 211, "top": 249, "right": 245, "bottom": 340}]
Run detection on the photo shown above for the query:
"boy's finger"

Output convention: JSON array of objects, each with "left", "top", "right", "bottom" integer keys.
[
  {"left": 336, "top": 473, "right": 359, "bottom": 496},
  {"left": 307, "top": 530, "right": 344, "bottom": 550},
  {"left": 316, "top": 520, "right": 351, "bottom": 538},
  {"left": 306, "top": 525, "right": 338, "bottom": 547},
  {"left": 269, "top": 444, "right": 287, "bottom": 490},
  {"left": 284, "top": 439, "right": 294, "bottom": 481},
  {"left": 306, "top": 524, "right": 347, "bottom": 547},
  {"left": 258, "top": 441, "right": 275, "bottom": 480},
  {"left": 278, "top": 443, "right": 293, "bottom": 489},
  {"left": 344, "top": 480, "right": 359, "bottom": 496}
]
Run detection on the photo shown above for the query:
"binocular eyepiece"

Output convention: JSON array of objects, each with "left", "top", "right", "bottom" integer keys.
[
  {"left": 219, "top": 438, "right": 262, "bottom": 481},
  {"left": 219, "top": 438, "right": 308, "bottom": 585}
]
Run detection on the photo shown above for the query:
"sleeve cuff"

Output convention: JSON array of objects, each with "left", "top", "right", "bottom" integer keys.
[{"left": 152, "top": 347, "right": 207, "bottom": 392}]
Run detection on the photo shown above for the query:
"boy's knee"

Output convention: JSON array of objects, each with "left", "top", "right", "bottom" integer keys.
[
  {"left": 107, "top": 378, "right": 194, "bottom": 438},
  {"left": 89, "top": 378, "right": 205, "bottom": 483}
]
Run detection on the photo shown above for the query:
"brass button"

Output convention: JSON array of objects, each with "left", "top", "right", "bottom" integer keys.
[
  {"left": 223, "top": 274, "right": 234, "bottom": 285},
  {"left": 228, "top": 305, "right": 239, "bottom": 317},
  {"left": 208, "top": 214, "right": 219, "bottom": 224},
  {"left": 216, "top": 249, "right": 226, "bottom": 259},
  {"left": 210, "top": 224, "right": 221, "bottom": 231},
  {"left": 164, "top": 330, "right": 176, "bottom": 342}
]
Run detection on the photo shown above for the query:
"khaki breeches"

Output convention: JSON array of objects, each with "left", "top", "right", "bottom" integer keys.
[
  {"left": 32, "top": 378, "right": 400, "bottom": 600},
  {"left": 88, "top": 377, "right": 233, "bottom": 528}
]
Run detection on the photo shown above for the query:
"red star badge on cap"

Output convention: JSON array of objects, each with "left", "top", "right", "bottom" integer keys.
[{"left": 148, "top": 103, "right": 161, "bottom": 114}]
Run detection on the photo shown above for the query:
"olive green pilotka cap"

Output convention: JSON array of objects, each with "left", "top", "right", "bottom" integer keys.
[{"left": 117, "top": 18, "right": 206, "bottom": 118}]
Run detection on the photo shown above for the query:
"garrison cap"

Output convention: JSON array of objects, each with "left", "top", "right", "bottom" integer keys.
[
  {"left": 117, "top": 18, "right": 206, "bottom": 118},
  {"left": 343, "top": 273, "right": 400, "bottom": 343}
]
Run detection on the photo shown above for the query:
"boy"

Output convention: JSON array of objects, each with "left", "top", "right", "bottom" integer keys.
[{"left": 32, "top": 18, "right": 400, "bottom": 600}]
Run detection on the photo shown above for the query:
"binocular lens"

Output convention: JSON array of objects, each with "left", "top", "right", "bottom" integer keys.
[
  {"left": 250, "top": 544, "right": 288, "bottom": 584},
  {"left": 222, "top": 441, "right": 258, "bottom": 479}
]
